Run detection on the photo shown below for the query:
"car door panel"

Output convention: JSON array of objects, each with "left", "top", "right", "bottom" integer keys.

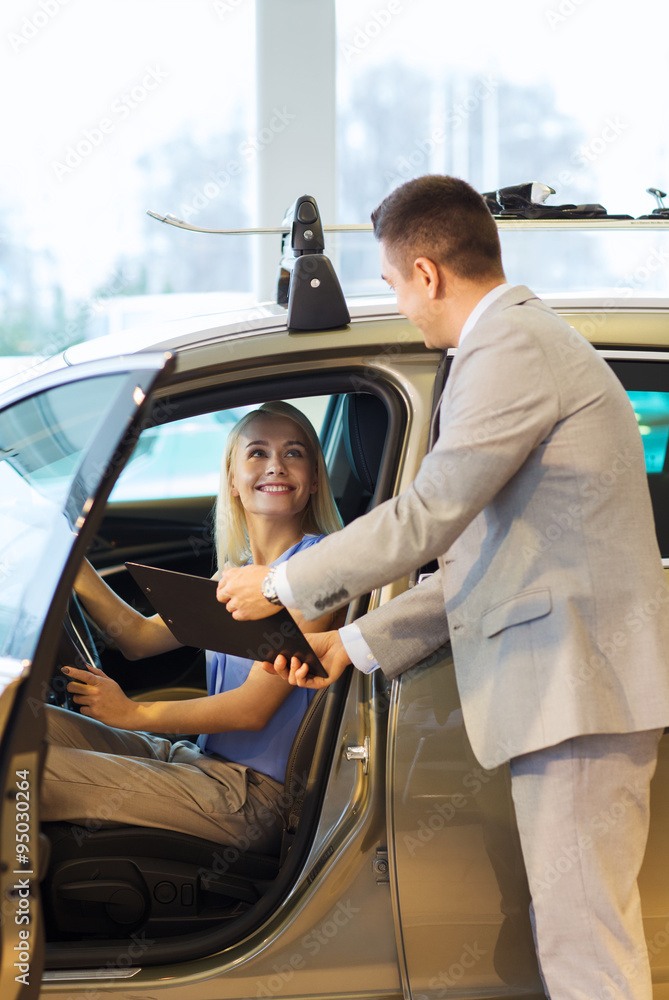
[
  {"left": 387, "top": 653, "right": 542, "bottom": 999},
  {"left": 0, "top": 355, "right": 175, "bottom": 999}
]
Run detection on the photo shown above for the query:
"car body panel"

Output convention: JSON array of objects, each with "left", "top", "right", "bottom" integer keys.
[{"left": 1, "top": 295, "right": 669, "bottom": 998}]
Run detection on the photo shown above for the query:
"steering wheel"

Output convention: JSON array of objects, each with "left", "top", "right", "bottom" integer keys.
[{"left": 52, "top": 594, "right": 103, "bottom": 711}]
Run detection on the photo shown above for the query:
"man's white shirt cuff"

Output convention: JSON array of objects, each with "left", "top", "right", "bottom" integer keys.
[
  {"left": 339, "top": 623, "right": 379, "bottom": 674},
  {"left": 273, "top": 562, "right": 296, "bottom": 607},
  {"left": 274, "top": 565, "right": 378, "bottom": 673}
]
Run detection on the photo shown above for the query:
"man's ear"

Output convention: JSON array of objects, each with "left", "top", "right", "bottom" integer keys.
[{"left": 413, "top": 257, "right": 442, "bottom": 299}]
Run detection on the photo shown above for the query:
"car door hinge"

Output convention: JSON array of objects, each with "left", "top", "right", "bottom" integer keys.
[
  {"left": 372, "top": 848, "right": 389, "bottom": 884},
  {"left": 346, "top": 736, "right": 370, "bottom": 773}
]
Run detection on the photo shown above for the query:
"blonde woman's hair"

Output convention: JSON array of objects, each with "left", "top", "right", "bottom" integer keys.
[{"left": 214, "top": 400, "right": 343, "bottom": 569}]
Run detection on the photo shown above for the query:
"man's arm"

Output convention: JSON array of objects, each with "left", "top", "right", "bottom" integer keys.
[
  {"left": 220, "top": 317, "right": 559, "bottom": 623},
  {"left": 282, "top": 321, "right": 557, "bottom": 621},
  {"left": 277, "top": 571, "right": 450, "bottom": 689},
  {"left": 355, "top": 570, "right": 449, "bottom": 678}
]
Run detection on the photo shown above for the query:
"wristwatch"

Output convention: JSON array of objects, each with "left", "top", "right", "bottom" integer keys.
[{"left": 261, "top": 566, "right": 284, "bottom": 606}]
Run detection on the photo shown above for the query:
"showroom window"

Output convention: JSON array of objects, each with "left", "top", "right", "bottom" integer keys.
[
  {"left": 334, "top": 0, "right": 669, "bottom": 296},
  {"left": 0, "top": 0, "right": 257, "bottom": 361},
  {"left": 2, "top": 0, "right": 669, "bottom": 363}
]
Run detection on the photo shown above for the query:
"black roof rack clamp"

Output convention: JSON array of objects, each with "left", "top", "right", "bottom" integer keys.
[{"left": 277, "top": 195, "right": 350, "bottom": 333}]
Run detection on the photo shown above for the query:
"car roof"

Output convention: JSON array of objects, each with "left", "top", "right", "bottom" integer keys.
[
  {"left": 59, "top": 290, "right": 669, "bottom": 362},
  {"left": 4, "top": 289, "right": 669, "bottom": 401}
]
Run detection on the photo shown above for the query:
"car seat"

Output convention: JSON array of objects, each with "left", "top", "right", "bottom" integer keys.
[{"left": 41, "top": 688, "right": 328, "bottom": 940}]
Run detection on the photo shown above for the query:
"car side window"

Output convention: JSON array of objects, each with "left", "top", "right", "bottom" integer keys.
[
  {"left": 627, "top": 390, "right": 669, "bottom": 474},
  {"left": 609, "top": 360, "right": 669, "bottom": 560},
  {"left": 107, "top": 397, "right": 333, "bottom": 503}
]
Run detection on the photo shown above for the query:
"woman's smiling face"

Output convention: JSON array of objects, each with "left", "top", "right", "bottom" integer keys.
[{"left": 231, "top": 414, "right": 318, "bottom": 523}]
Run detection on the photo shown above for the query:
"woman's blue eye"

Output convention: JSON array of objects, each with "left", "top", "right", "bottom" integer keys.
[{"left": 246, "top": 447, "right": 304, "bottom": 459}]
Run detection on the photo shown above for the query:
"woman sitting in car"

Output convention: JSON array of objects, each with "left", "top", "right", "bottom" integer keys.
[{"left": 41, "top": 400, "right": 343, "bottom": 854}]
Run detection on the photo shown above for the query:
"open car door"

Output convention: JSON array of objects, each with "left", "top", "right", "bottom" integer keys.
[{"left": 0, "top": 353, "right": 175, "bottom": 1000}]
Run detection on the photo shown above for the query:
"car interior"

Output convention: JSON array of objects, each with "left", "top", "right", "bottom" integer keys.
[
  {"left": 40, "top": 373, "right": 405, "bottom": 969},
  {"left": 609, "top": 359, "right": 669, "bottom": 561}
]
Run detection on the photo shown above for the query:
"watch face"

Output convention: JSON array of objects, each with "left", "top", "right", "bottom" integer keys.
[{"left": 262, "top": 570, "right": 279, "bottom": 603}]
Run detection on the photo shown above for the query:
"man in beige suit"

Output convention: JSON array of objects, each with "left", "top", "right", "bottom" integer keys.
[{"left": 218, "top": 175, "right": 669, "bottom": 1000}]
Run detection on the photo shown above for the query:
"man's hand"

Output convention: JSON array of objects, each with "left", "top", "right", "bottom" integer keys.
[
  {"left": 262, "top": 630, "right": 352, "bottom": 689},
  {"left": 61, "top": 663, "right": 139, "bottom": 729},
  {"left": 217, "top": 565, "right": 281, "bottom": 620}
]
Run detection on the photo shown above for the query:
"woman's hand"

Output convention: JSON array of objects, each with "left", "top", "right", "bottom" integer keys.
[{"left": 62, "top": 663, "right": 140, "bottom": 729}]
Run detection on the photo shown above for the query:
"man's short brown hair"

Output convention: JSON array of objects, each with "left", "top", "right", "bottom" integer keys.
[{"left": 371, "top": 175, "right": 504, "bottom": 281}]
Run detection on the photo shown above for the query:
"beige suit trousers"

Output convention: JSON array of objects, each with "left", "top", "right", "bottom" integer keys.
[
  {"left": 510, "top": 729, "right": 663, "bottom": 1000},
  {"left": 41, "top": 705, "right": 287, "bottom": 853}
]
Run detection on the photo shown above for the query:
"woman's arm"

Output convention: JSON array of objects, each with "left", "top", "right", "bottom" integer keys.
[
  {"left": 63, "top": 598, "right": 344, "bottom": 733},
  {"left": 62, "top": 658, "right": 295, "bottom": 734},
  {"left": 74, "top": 558, "right": 180, "bottom": 660}
]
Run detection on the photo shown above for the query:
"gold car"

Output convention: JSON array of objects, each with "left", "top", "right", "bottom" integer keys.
[{"left": 2, "top": 214, "right": 669, "bottom": 1000}]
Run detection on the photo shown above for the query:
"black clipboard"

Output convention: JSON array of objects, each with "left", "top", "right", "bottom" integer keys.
[{"left": 126, "top": 562, "right": 327, "bottom": 678}]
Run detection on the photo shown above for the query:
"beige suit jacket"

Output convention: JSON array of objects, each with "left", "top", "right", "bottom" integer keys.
[{"left": 286, "top": 286, "right": 669, "bottom": 768}]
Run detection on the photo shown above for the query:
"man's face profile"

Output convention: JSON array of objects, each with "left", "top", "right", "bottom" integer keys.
[{"left": 379, "top": 241, "right": 446, "bottom": 350}]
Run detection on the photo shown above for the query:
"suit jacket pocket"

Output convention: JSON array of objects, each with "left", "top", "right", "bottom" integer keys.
[{"left": 481, "top": 588, "right": 552, "bottom": 638}]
